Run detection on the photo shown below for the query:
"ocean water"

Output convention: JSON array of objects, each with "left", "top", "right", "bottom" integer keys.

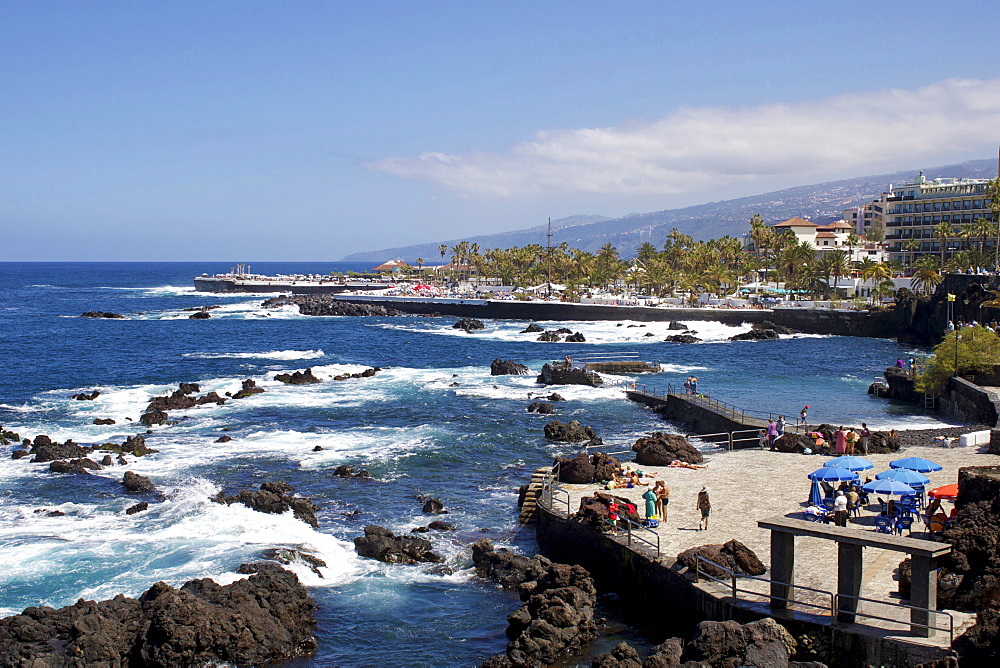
[{"left": 0, "top": 262, "right": 958, "bottom": 665}]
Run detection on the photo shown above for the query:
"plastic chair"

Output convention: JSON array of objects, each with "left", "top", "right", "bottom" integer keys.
[
  {"left": 896, "top": 515, "right": 914, "bottom": 536},
  {"left": 874, "top": 516, "right": 893, "bottom": 534}
]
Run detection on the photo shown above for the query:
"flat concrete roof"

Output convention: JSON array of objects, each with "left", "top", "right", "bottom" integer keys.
[{"left": 758, "top": 517, "right": 952, "bottom": 558}]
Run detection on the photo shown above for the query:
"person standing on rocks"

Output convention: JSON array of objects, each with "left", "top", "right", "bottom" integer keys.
[
  {"left": 835, "top": 427, "right": 847, "bottom": 454},
  {"left": 800, "top": 405, "right": 809, "bottom": 424},
  {"left": 697, "top": 487, "right": 711, "bottom": 530}
]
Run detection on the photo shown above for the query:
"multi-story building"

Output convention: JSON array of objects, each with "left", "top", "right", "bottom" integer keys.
[
  {"left": 753, "top": 217, "right": 885, "bottom": 262},
  {"left": 879, "top": 173, "right": 996, "bottom": 264}
]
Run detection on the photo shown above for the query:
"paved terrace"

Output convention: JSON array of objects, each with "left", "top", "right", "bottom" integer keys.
[{"left": 550, "top": 442, "right": 1000, "bottom": 643}]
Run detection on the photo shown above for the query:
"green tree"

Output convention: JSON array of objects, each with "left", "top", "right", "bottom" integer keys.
[
  {"left": 903, "top": 238, "right": 921, "bottom": 267},
  {"left": 987, "top": 178, "right": 1000, "bottom": 268},
  {"left": 916, "top": 326, "right": 1000, "bottom": 395},
  {"left": 909, "top": 257, "right": 941, "bottom": 295},
  {"left": 933, "top": 221, "right": 955, "bottom": 269}
]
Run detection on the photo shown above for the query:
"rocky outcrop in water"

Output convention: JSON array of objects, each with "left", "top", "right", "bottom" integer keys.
[
  {"left": 93, "top": 417, "right": 116, "bottom": 425},
  {"left": 565, "top": 332, "right": 586, "bottom": 342},
  {"left": 232, "top": 379, "right": 265, "bottom": 399},
  {"left": 212, "top": 481, "right": 318, "bottom": 527},
  {"left": 527, "top": 401, "right": 554, "bottom": 414},
  {"left": 332, "top": 465, "right": 372, "bottom": 478},
  {"left": 454, "top": 318, "right": 485, "bottom": 332},
  {"left": 126, "top": 501, "right": 149, "bottom": 515},
  {"left": 188, "top": 310, "right": 211, "bottom": 319},
  {"left": 262, "top": 294, "right": 403, "bottom": 316},
  {"left": 491, "top": 358, "right": 529, "bottom": 375},
  {"left": 632, "top": 432, "right": 703, "bottom": 465},
  {"left": 139, "top": 409, "right": 168, "bottom": 426},
  {"left": 521, "top": 323, "right": 544, "bottom": 333},
  {"left": 544, "top": 420, "right": 602, "bottom": 444},
  {"left": 665, "top": 334, "right": 700, "bottom": 343},
  {"left": 274, "top": 368, "right": 321, "bottom": 384},
  {"left": 122, "top": 471, "right": 156, "bottom": 493},
  {"left": 592, "top": 641, "right": 642, "bottom": 667},
  {"left": 730, "top": 328, "right": 780, "bottom": 341},
  {"left": 29, "top": 435, "right": 93, "bottom": 463},
  {"left": 882, "top": 366, "right": 920, "bottom": 403},
  {"left": 99, "top": 434, "right": 159, "bottom": 457},
  {"left": 0, "top": 562, "right": 316, "bottom": 667},
  {"left": 353, "top": 525, "right": 444, "bottom": 564},
  {"left": 81, "top": 311, "right": 124, "bottom": 319},
  {"left": 537, "top": 331, "right": 562, "bottom": 342},
  {"left": 677, "top": 539, "right": 767, "bottom": 578},
  {"left": 73, "top": 390, "right": 101, "bottom": 400},
  {"left": 49, "top": 458, "right": 102, "bottom": 474},
  {"left": 537, "top": 364, "right": 602, "bottom": 386}
]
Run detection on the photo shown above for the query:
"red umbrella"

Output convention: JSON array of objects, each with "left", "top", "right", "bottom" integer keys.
[{"left": 928, "top": 483, "right": 959, "bottom": 500}]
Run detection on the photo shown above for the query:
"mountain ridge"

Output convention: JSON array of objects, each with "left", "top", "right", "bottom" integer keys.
[{"left": 340, "top": 158, "right": 997, "bottom": 262}]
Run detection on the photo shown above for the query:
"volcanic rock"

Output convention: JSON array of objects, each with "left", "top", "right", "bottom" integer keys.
[
  {"left": 591, "top": 452, "right": 621, "bottom": 482},
  {"left": 101, "top": 434, "right": 159, "bottom": 457},
  {"left": 0, "top": 562, "right": 315, "bottom": 667},
  {"left": 677, "top": 539, "right": 767, "bottom": 578},
  {"left": 81, "top": 311, "right": 124, "bottom": 319},
  {"left": 667, "top": 321, "right": 687, "bottom": 330},
  {"left": 188, "top": 310, "right": 211, "bottom": 319},
  {"left": 453, "top": 318, "right": 485, "bottom": 332},
  {"left": 664, "top": 334, "right": 701, "bottom": 343},
  {"left": 471, "top": 539, "right": 548, "bottom": 589},
  {"left": 685, "top": 617, "right": 796, "bottom": 667},
  {"left": 212, "top": 482, "right": 319, "bottom": 527},
  {"left": 101, "top": 454, "right": 114, "bottom": 466},
  {"left": 30, "top": 437, "right": 92, "bottom": 463},
  {"left": 644, "top": 638, "right": 685, "bottom": 667},
  {"left": 353, "top": 525, "right": 444, "bottom": 564},
  {"left": 632, "top": 432, "right": 703, "bottom": 465},
  {"left": 491, "top": 358, "right": 530, "bottom": 375},
  {"left": 537, "top": 331, "right": 562, "bottom": 342},
  {"left": 73, "top": 390, "right": 101, "bottom": 400},
  {"left": 882, "top": 366, "right": 920, "bottom": 402},
  {"left": 773, "top": 433, "right": 813, "bottom": 453},
  {"left": 521, "top": 323, "right": 544, "bottom": 333},
  {"left": 527, "top": 401, "right": 554, "bottom": 414},
  {"left": 126, "top": 502, "right": 149, "bottom": 515},
  {"left": 139, "top": 410, "right": 167, "bottom": 427},
  {"left": 93, "top": 417, "right": 116, "bottom": 425},
  {"left": 730, "top": 328, "right": 780, "bottom": 341},
  {"left": 232, "top": 379, "right": 265, "bottom": 399},
  {"left": 215, "top": 435, "right": 232, "bottom": 443},
  {"left": 754, "top": 320, "right": 797, "bottom": 335},
  {"left": 565, "top": 332, "right": 586, "bottom": 343},
  {"left": 554, "top": 453, "right": 596, "bottom": 483},
  {"left": 545, "top": 393, "right": 566, "bottom": 401},
  {"left": 261, "top": 294, "right": 403, "bottom": 316},
  {"left": 421, "top": 497, "right": 448, "bottom": 514},
  {"left": 261, "top": 547, "right": 328, "bottom": 578},
  {"left": 274, "top": 368, "right": 321, "bottom": 384},
  {"left": 49, "top": 458, "right": 102, "bottom": 474},
  {"left": 544, "top": 420, "right": 602, "bottom": 444},
  {"left": 592, "top": 641, "right": 641, "bottom": 667},
  {"left": 427, "top": 520, "right": 456, "bottom": 531},
  {"left": 332, "top": 465, "right": 371, "bottom": 478},
  {"left": 122, "top": 471, "right": 156, "bottom": 493},
  {"left": 555, "top": 327, "right": 572, "bottom": 334}
]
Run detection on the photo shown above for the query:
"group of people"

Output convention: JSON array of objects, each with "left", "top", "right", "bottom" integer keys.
[
  {"left": 833, "top": 425, "right": 872, "bottom": 455},
  {"left": 682, "top": 376, "right": 699, "bottom": 395},
  {"left": 605, "top": 464, "right": 713, "bottom": 531},
  {"left": 762, "top": 416, "right": 787, "bottom": 449}
]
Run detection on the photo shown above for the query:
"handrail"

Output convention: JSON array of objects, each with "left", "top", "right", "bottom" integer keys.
[
  {"left": 686, "top": 429, "right": 761, "bottom": 451},
  {"left": 601, "top": 516, "right": 661, "bottom": 558},
  {"left": 835, "top": 593, "right": 954, "bottom": 643},
  {"left": 692, "top": 554, "right": 951, "bottom": 640},
  {"left": 630, "top": 383, "right": 804, "bottom": 433}
]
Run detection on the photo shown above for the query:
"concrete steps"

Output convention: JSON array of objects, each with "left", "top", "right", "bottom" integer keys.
[{"left": 518, "top": 467, "right": 552, "bottom": 525}]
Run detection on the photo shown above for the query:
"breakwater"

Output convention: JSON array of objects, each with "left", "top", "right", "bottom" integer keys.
[{"left": 333, "top": 295, "right": 898, "bottom": 338}]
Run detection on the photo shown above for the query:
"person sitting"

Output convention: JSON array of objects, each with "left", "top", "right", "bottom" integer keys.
[{"left": 887, "top": 499, "right": 898, "bottom": 518}]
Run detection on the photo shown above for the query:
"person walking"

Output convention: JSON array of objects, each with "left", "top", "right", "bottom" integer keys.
[
  {"left": 800, "top": 405, "right": 809, "bottom": 424},
  {"left": 697, "top": 487, "right": 711, "bottom": 531},
  {"left": 859, "top": 423, "right": 871, "bottom": 455}
]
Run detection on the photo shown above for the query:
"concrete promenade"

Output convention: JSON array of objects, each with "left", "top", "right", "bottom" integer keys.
[{"left": 547, "top": 441, "right": 1000, "bottom": 644}]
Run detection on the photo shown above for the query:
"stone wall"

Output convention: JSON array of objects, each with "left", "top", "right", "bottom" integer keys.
[{"left": 941, "top": 377, "right": 1000, "bottom": 427}]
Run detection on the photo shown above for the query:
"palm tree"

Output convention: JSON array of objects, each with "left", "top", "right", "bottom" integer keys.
[
  {"left": 987, "top": 177, "right": 1000, "bottom": 268},
  {"left": 903, "top": 238, "right": 921, "bottom": 268},
  {"left": 415, "top": 258, "right": 424, "bottom": 276},
  {"left": 910, "top": 257, "right": 942, "bottom": 295},
  {"left": 825, "top": 250, "right": 851, "bottom": 300},
  {"left": 933, "top": 221, "right": 954, "bottom": 269},
  {"left": 845, "top": 232, "right": 861, "bottom": 263}
]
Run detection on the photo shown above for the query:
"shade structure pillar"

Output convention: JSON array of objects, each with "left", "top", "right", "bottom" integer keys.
[
  {"left": 909, "top": 554, "right": 938, "bottom": 637},
  {"left": 770, "top": 531, "right": 795, "bottom": 610},
  {"left": 837, "top": 542, "right": 864, "bottom": 623}
]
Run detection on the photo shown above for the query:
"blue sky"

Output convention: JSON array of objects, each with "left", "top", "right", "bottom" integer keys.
[{"left": 4, "top": 1, "right": 1000, "bottom": 261}]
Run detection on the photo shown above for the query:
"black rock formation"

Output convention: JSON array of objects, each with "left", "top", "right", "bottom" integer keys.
[
  {"left": 453, "top": 318, "right": 485, "bottom": 332},
  {"left": 544, "top": 420, "right": 602, "bottom": 444},
  {"left": 188, "top": 310, "right": 211, "bottom": 319},
  {"left": 491, "top": 358, "right": 529, "bottom": 375},
  {"left": 730, "top": 328, "right": 780, "bottom": 341},
  {"left": 49, "top": 458, "right": 102, "bottom": 474},
  {"left": 353, "top": 525, "right": 444, "bottom": 564},
  {"left": 0, "top": 562, "right": 316, "bottom": 667},
  {"left": 122, "top": 471, "right": 156, "bottom": 493},
  {"left": 261, "top": 294, "right": 403, "bottom": 316},
  {"left": 565, "top": 332, "right": 586, "bottom": 342},
  {"left": 73, "top": 390, "right": 101, "bottom": 400},
  {"left": 93, "top": 417, "right": 116, "bottom": 425},
  {"left": 521, "top": 323, "right": 544, "bottom": 333},
  {"left": 81, "top": 311, "right": 124, "bottom": 319},
  {"left": 536, "top": 364, "right": 602, "bottom": 386},
  {"left": 29, "top": 436, "right": 92, "bottom": 463},
  {"left": 664, "top": 334, "right": 701, "bottom": 343},
  {"left": 632, "top": 432, "right": 704, "bottom": 465},
  {"left": 274, "top": 368, "right": 321, "bottom": 384},
  {"left": 677, "top": 539, "right": 767, "bottom": 578},
  {"left": 212, "top": 481, "right": 319, "bottom": 527},
  {"left": 527, "top": 401, "right": 554, "bottom": 414},
  {"left": 536, "top": 331, "right": 562, "bottom": 342},
  {"left": 126, "top": 502, "right": 149, "bottom": 515},
  {"left": 232, "top": 379, "right": 265, "bottom": 399}
]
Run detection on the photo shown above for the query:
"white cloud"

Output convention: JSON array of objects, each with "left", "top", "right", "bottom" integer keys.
[{"left": 368, "top": 78, "right": 1000, "bottom": 198}]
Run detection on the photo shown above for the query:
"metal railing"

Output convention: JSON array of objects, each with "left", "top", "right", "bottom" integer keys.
[
  {"left": 600, "top": 515, "right": 661, "bottom": 558},
  {"left": 686, "top": 429, "right": 762, "bottom": 451},
  {"left": 631, "top": 383, "right": 804, "bottom": 433},
  {"left": 538, "top": 462, "right": 572, "bottom": 519},
  {"left": 692, "top": 554, "right": 953, "bottom": 641}
]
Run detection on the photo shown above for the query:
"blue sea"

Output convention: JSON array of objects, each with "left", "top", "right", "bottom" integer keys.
[{"left": 0, "top": 262, "right": 959, "bottom": 665}]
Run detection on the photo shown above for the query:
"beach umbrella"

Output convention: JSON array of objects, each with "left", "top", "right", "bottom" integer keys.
[
  {"left": 808, "top": 467, "right": 860, "bottom": 482},
  {"left": 824, "top": 456, "right": 874, "bottom": 472},
  {"left": 889, "top": 456, "right": 943, "bottom": 473},
  {"left": 875, "top": 468, "right": 931, "bottom": 487},
  {"left": 808, "top": 481, "right": 824, "bottom": 507},
  {"left": 928, "top": 483, "right": 959, "bottom": 500},
  {"left": 863, "top": 479, "right": 917, "bottom": 496}
]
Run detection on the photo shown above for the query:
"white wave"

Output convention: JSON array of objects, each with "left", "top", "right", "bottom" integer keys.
[{"left": 182, "top": 350, "right": 325, "bottom": 361}]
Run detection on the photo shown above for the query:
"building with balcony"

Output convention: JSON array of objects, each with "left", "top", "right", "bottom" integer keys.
[{"left": 877, "top": 173, "right": 995, "bottom": 265}]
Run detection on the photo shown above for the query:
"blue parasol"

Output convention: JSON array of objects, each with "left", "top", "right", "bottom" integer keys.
[
  {"left": 808, "top": 481, "right": 824, "bottom": 507},
  {"left": 862, "top": 478, "right": 917, "bottom": 496},
  {"left": 825, "top": 456, "right": 874, "bottom": 472},
  {"left": 889, "top": 456, "right": 943, "bottom": 473},
  {"left": 875, "top": 468, "right": 931, "bottom": 487},
  {"left": 808, "top": 467, "right": 860, "bottom": 482}
]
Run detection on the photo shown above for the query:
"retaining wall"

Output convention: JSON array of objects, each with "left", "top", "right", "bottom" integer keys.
[
  {"left": 535, "top": 504, "right": 950, "bottom": 667},
  {"left": 941, "top": 377, "right": 1000, "bottom": 427}
]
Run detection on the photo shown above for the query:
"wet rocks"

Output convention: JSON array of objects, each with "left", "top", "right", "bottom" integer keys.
[
  {"left": 632, "top": 432, "right": 703, "bottom": 465},
  {"left": 491, "top": 358, "right": 529, "bottom": 375},
  {"left": 685, "top": 617, "right": 797, "bottom": 667},
  {"left": 730, "top": 328, "right": 780, "bottom": 341},
  {"left": 333, "top": 465, "right": 372, "bottom": 479},
  {"left": 262, "top": 294, "right": 403, "bottom": 316},
  {"left": 882, "top": 366, "right": 920, "bottom": 403},
  {"left": 527, "top": 401, "right": 554, "bottom": 414},
  {"left": 29, "top": 436, "right": 92, "bottom": 463},
  {"left": 353, "top": 525, "right": 444, "bottom": 564},
  {"left": 100, "top": 434, "right": 159, "bottom": 457},
  {"left": 421, "top": 497, "right": 448, "bottom": 514},
  {"left": 182, "top": 306, "right": 219, "bottom": 313},
  {"left": 537, "top": 331, "right": 562, "bottom": 342},
  {"left": 0, "top": 429, "right": 20, "bottom": 445},
  {"left": 126, "top": 501, "right": 149, "bottom": 515},
  {"left": 215, "top": 435, "right": 232, "bottom": 443},
  {"left": 0, "top": 562, "right": 316, "bottom": 667},
  {"left": 471, "top": 538, "right": 548, "bottom": 589},
  {"left": 565, "top": 332, "right": 586, "bottom": 343},
  {"left": 212, "top": 481, "right": 319, "bottom": 527},
  {"left": 81, "top": 311, "right": 124, "bottom": 319},
  {"left": 139, "top": 409, "right": 168, "bottom": 426},
  {"left": 332, "top": 367, "right": 379, "bottom": 381},
  {"left": 73, "top": 390, "right": 101, "bottom": 400},
  {"left": 554, "top": 453, "right": 596, "bottom": 483},
  {"left": 101, "top": 454, "right": 114, "bottom": 466},
  {"left": 232, "top": 379, "right": 265, "bottom": 399},
  {"left": 664, "top": 334, "right": 701, "bottom": 343},
  {"left": 261, "top": 547, "right": 328, "bottom": 578},
  {"left": 122, "top": 471, "right": 156, "bottom": 493},
  {"left": 677, "top": 539, "right": 767, "bottom": 578},
  {"left": 93, "top": 417, "right": 116, "bottom": 425},
  {"left": 453, "top": 318, "right": 485, "bottom": 332},
  {"left": 274, "top": 368, "right": 321, "bottom": 384},
  {"left": 178, "top": 382, "right": 200, "bottom": 394},
  {"left": 544, "top": 420, "right": 602, "bottom": 444},
  {"left": 521, "top": 323, "right": 544, "bottom": 333},
  {"left": 667, "top": 321, "right": 687, "bottom": 330},
  {"left": 537, "top": 363, "right": 602, "bottom": 386},
  {"left": 188, "top": 310, "right": 211, "bottom": 319},
  {"left": 49, "top": 458, "right": 102, "bottom": 474},
  {"left": 592, "top": 641, "right": 641, "bottom": 667}
]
